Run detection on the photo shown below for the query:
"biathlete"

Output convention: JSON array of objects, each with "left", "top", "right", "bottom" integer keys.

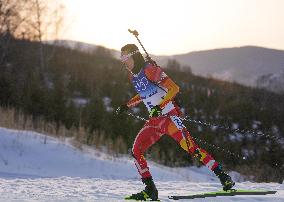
[{"left": 116, "top": 44, "right": 235, "bottom": 201}]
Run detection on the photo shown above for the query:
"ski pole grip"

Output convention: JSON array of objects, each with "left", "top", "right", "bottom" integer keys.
[{"left": 128, "top": 29, "right": 139, "bottom": 36}]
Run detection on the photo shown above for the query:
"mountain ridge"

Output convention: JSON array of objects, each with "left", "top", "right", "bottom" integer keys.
[
  {"left": 50, "top": 40, "right": 284, "bottom": 91},
  {"left": 155, "top": 46, "right": 284, "bottom": 89}
]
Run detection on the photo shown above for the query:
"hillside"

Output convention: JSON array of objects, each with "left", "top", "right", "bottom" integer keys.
[
  {"left": 0, "top": 127, "right": 283, "bottom": 201},
  {"left": 0, "top": 127, "right": 216, "bottom": 181}
]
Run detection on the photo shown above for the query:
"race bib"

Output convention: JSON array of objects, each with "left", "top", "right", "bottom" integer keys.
[{"left": 170, "top": 116, "right": 185, "bottom": 130}]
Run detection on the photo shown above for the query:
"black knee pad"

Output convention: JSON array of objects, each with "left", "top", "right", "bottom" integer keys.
[{"left": 193, "top": 148, "right": 202, "bottom": 159}]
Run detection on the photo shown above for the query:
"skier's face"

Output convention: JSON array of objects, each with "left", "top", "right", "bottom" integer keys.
[{"left": 121, "top": 50, "right": 135, "bottom": 72}]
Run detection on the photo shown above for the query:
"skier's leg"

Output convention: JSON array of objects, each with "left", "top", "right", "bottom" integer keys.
[
  {"left": 129, "top": 117, "right": 166, "bottom": 200},
  {"left": 166, "top": 116, "right": 235, "bottom": 190},
  {"left": 132, "top": 120, "right": 162, "bottom": 178},
  {"left": 166, "top": 116, "right": 219, "bottom": 170}
]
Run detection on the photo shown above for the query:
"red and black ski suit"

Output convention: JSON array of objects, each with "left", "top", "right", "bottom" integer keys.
[{"left": 127, "top": 63, "right": 220, "bottom": 179}]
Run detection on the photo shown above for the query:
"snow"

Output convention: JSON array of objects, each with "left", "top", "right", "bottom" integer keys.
[
  {"left": 228, "top": 133, "right": 243, "bottom": 142},
  {"left": 0, "top": 127, "right": 283, "bottom": 201},
  {"left": 103, "top": 96, "right": 114, "bottom": 112},
  {"left": 71, "top": 97, "right": 89, "bottom": 107}
]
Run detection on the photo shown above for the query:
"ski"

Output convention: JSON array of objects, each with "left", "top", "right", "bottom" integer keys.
[
  {"left": 168, "top": 189, "right": 277, "bottom": 200},
  {"left": 125, "top": 192, "right": 160, "bottom": 201},
  {"left": 124, "top": 196, "right": 160, "bottom": 201}
]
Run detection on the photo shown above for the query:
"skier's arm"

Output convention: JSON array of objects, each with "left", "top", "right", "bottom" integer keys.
[
  {"left": 158, "top": 77, "right": 179, "bottom": 108},
  {"left": 145, "top": 65, "right": 180, "bottom": 108},
  {"left": 127, "top": 94, "right": 142, "bottom": 108}
]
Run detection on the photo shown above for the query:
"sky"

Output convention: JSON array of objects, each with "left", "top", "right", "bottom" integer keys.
[{"left": 60, "top": 0, "right": 284, "bottom": 55}]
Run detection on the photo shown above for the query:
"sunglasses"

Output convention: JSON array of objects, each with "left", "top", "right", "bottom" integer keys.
[{"left": 120, "top": 50, "right": 140, "bottom": 62}]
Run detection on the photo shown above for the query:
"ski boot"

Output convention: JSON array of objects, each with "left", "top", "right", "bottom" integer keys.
[
  {"left": 125, "top": 177, "right": 159, "bottom": 201},
  {"left": 213, "top": 165, "right": 235, "bottom": 191}
]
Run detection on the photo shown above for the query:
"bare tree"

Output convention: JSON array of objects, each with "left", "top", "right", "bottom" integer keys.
[
  {"left": 0, "top": 0, "right": 30, "bottom": 65},
  {"left": 0, "top": 0, "right": 26, "bottom": 36},
  {"left": 0, "top": 0, "right": 65, "bottom": 66},
  {"left": 25, "top": 0, "right": 65, "bottom": 72}
]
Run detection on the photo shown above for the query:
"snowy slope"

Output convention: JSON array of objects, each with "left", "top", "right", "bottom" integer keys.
[
  {"left": 0, "top": 127, "right": 216, "bottom": 181},
  {"left": 0, "top": 127, "right": 283, "bottom": 201}
]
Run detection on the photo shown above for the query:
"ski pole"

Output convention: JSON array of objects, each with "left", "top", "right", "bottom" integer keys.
[
  {"left": 128, "top": 29, "right": 157, "bottom": 66},
  {"left": 182, "top": 116, "right": 283, "bottom": 142},
  {"left": 127, "top": 111, "right": 201, "bottom": 160},
  {"left": 125, "top": 112, "right": 245, "bottom": 160},
  {"left": 126, "top": 112, "right": 148, "bottom": 122}
]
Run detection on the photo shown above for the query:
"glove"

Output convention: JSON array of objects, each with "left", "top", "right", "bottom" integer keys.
[
  {"left": 149, "top": 105, "right": 162, "bottom": 117},
  {"left": 116, "top": 104, "right": 129, "bottom": 115}
]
